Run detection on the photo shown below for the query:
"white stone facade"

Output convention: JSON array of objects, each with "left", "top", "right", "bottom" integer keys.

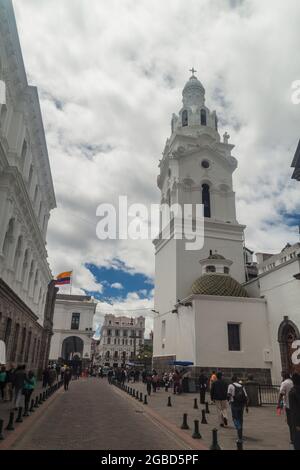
[
  {"left": 0, "top": 0, "right": 56, "bottom": 324},
  {"left": 49, "top": 294, "right": 97, "bottom": 361},
  {"left": 96, "top": 314, "right": 145, "bottom": 367}
]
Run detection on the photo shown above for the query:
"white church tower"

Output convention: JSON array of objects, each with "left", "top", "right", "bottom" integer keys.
[{"left": 154, "top": 70, "right": 246, "bottom": 316}]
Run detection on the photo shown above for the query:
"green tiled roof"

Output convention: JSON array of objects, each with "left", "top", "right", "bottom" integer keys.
[{"left": 191, "top": 274, "right": 249, "bottom": 298}]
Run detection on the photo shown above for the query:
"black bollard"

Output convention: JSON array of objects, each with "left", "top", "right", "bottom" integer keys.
[
  {"left": 23, "top": 407, "right": 29, "bottom": 417},
  {"left": 0, "top": 419, "right": 4, "bottom": 440},
  {"left": 139, "top": 392, "right": 143, "bottom": 402},
  {"left": 181, "top": 413, "right": 189, "bottom": 430},
  {"left": 6, "top": 412, "right": 15, "bottom": 431},
  {"left": 205, "top": 402, "right": 210, "bottom": 414},
  {"left": 135, "top": 390, "right": 139, "bottom": 400},
  {"left": 210, "top": 428, "right": 221, "bottom": 450},
  {"left": 192, "top": 420, "right": 202, "bottom": 439},
  {"left": 143, "top": 395, "right": 148, "bottom": 405},
  {"left": 16, "top": 407, "right": 23, "bottom": 423},
  {"left": 167, "top": 396, "right": 172, "bottom": 407},
  {"left": 129, "top": 388, "right": 132, "bottom": 396},
  {"left": 133, "top": 389, "right": 136, "bottom": 398},
  {"left": 39, "top": 393, "right": 43, "bottom": 405},
  {"left": 30, "top": 399, "right": 35, "bottom": 412},
  {"left": 236, "top": 440, "right": 243, "bottom": 451},
  {"left": 201, "top": 409, "right": 208, "bottom": 424},
  {"left": 34, "top": 396, "right": 39, "bottom": 408},
  {"left": 43, "top": 392, "right": 46, "bottom": 401},
  {"left": 194, "top": 398, "right": 198, "bottom": 409}
]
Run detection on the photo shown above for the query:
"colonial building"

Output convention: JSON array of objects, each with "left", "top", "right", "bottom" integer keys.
[
  {"left": 96, "top": 315, "right": 145, "bottom": 367},
  {"left": 0, "top": 0, "right": 57, "bottom": 373},
  {"left": 152, "top": 72, "right": 300, "bottom": 384},
  {"left": 49, "top": 294, "right": 96, "bottom": 363}
]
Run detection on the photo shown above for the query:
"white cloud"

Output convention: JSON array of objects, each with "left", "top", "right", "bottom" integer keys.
[
  {"left": 12, "top": 0, "right": 300, "bottom": 325},
  {"left": 111, "top": 282, "right": 123, "bottom": 289}
]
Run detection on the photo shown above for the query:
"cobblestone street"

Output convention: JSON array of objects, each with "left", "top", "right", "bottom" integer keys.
[{"left": 7, "top": 378, "right": 189, "bottom": 450}]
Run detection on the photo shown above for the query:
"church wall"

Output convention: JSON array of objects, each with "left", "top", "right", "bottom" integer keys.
[
  {"left": 255, "top": 260, "right": 300, "bottom": 383},
  {"left": 154, "top": 237, "right": 177, "bottom": 316},
  {"left": 193, "top": 296, "right": 272, "bottom": 374}
]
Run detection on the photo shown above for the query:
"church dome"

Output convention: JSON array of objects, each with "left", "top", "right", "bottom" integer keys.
[
  {"left": 191, "top": 273, "right": 249, "bottom": 298},
  {"left": 183, "top": 75, "right": 205, "bottom": 95}
]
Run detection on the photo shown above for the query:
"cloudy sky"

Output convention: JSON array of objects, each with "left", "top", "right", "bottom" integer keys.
[{"left": 13, "top": 0, "right": 300, "bottom": 332}]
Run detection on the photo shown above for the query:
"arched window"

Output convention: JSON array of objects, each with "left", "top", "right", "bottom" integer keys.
[
  {"left": 201, "top": 109, "right": 207, "bottom": 126},
  {"left": 21, "top": 249, "right": 29, "bottom": 281},
  {"left": 0, "top": 104, "right": 7, "bottom": 130},
  {"left": 202, "top": 184, "right": 211, "bottom": 218},
  {"left": 206, "top": 265, "right": 216, "bottom": 273},
  {"left": 21, "top": 140, "right": 27, "bottom": 171},
  {"left": 215, "top": 115, "right": 218, "bottom": 131},
  {"left": 2, "top": 218, "right": 14, "bottom": 257},
  {"left": 13, "top": 235, "right": 23, "bottom": 270},
  {"left": 28, "top": 165, "right": 33, "bottom": 188},
  {"left": 33, "top": 185, "right": 38, "bottom": 205},
  {"left": 224, "top": 267, "right": 230, "bottom": 274},
  {"left": 182, "top": 110, "right": 188, "bottom": 127}
]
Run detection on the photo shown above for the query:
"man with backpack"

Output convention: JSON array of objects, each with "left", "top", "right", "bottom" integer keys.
[{"left": 227, "top": 375, "right": 249, "bottom": 443}]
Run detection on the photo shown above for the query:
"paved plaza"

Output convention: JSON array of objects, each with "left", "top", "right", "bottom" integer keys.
[{"left": 0, "top": 377, "right": 292, "bottom": 450}]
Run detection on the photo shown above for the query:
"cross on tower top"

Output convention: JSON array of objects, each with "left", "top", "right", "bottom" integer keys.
[{"left": 189, "top": 67, "right": 197, "bottom": 76}]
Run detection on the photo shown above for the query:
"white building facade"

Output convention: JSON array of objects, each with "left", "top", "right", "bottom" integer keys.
[
  {"left": 49, "top": 294, "right": 97, "bottom": 362},
  {"left": 0, "top": 0, "right": 57, "bottom": 373},
  {"left": 96, "top": 315, "right": 145, "bottom": 367}
]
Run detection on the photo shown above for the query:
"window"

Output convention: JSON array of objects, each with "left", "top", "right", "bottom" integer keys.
[
  {"left": 206, "top": 265, "right": 216, "bottom": 273},
  {"left": 25, "top": 331, "right": 32, "bottom": 362},
  {"left": 107, "top": 337, "right": 111, "bottom": 345},
  {"left": 228, "top": 324, "right": 241, "bottom": 351},
  {"left": 182, "top": 110, "right": 188, "bottom": 127},
  {"left": 202, "top": 184, "right": 211, "bottom": 218},
  {"left": 201, "top": 160, "right": 210, "bottom": 169},
  {"left": 201, "top": 109, "right": 207, "bottom": 126},
  {"left": 161, "top": 320, "right": 166, "bottom": 341},
  {"left": 21, "top": 140, "right": 27, "bottom": 170},
  {"left": 107, "top": 329, "right": 111, "bottom": 336},
  {"left": 215, "top": 115, "right": 218, "bottom": 131},
  {"left": 139, "top": 330, "right": 143, "bottom": 338},
  {"left": 224, "top": 267, "right": 230, "bottom": 274},
  {"left": 20, "top": 327, "right": 26, "bottom": 357},
  {"left": 123, "top": 330, "right": 127, "bottom": 337},
  {"left": 11, "top": 323, "right": 20, "bottom": 361},
  {"left": 115, "top": 330, "right": 119, "bottom": 337},
  {"left": 71, "top": 313, "right": 80, "bottom": 330},
  {"left": 4, "top": 318, "right": 12, "bottom": 344}
]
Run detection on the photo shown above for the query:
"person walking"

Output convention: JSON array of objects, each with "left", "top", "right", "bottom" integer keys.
[
  {"left": 228, "top": 375, "right": 248, "bottom": 443},
  {"left": 289, "top": 373, "right": 300, "bottom": 450},
  {"left": 211, "top": 372, "right": 228, "bottom": 427},
  {"left": 13, "top": 365, "right": 26, "bottom": 409},
  {"left": 23, "top": 371, "right": 36, "bottom": 416},
  {"left": 63, "top": 367, "right": 72, "bottom": 391},
  {"left": 173, "top": 369, "right": 181, "bottom": 395},
  {"left": 4, "top": 362, "right": 15, "bottom": 402},
  {"left": 152, "top": 371, "right": 159, "bottom": 393},
  {"left": 198, "top": 370, "right": 208, "bottom": 404},
  {"left": 0, "top": 366, "right": 6, "bottom": 400},
  {"left": 277, "top": 371, "right": 294, "bottom": 445},
  {"left": 146, "top": 374, "right": 152, "bottom": 396}
]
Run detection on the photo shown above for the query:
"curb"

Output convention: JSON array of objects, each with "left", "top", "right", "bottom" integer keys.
[{"left": 0, "top": 386, "right": 63, "bottom": 450}]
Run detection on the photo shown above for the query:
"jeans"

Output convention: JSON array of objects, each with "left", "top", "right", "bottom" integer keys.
[
  {"left": 294, "top": 429, "right": 300, "bottom": 450},
  {"left": 285, "top": 408, "right": 295, "bottom": 444},
  {"left": 199, "top": 387, "right": 206, "bottom": 404},
  {"left": 231, "top": 403, "right": 244, "bottom": 439}
]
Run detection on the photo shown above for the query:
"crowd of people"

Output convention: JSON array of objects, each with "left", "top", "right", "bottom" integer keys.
[{"left": 0, "top": 362, "right": 37, "bottom": 415}]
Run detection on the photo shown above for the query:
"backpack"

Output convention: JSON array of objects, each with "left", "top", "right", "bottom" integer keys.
[{"left": 233, "top": 384, "right": 247, "bottom": 405}]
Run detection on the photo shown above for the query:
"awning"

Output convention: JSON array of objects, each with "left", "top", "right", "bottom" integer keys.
[{"left": 168, "top": 360, "right": 194, "bottom": 367}]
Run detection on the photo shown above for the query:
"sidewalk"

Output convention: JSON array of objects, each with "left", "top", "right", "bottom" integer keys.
[
  {"left": 123, "top": 380, "right": 291, "bottom": 450},
  {"left": 0, "top": 379, "right": 57, "bottom": 427}
]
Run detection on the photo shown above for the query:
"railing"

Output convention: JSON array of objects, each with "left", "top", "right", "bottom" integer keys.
[{"left": 258, "top": 384, "right": 280, "bottom": 405}]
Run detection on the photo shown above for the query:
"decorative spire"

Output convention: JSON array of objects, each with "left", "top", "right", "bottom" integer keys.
[{"left": 189, "top": 67, "right": 197, "bottom": 77}]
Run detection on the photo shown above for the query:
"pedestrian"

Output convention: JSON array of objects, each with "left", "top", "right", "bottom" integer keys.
[
  {"left": 0, "top": 365, "right": 6, "bottom": 400},
  {"left": 23, "top": 371, "right": 36, "bottom": 415},
  {"left": 60, "top": 364, "right": 66, "bottom": 381},
  {"left": 146, "top": 374, "right": 152, "bottom": 396},
  {"left": 42, "top": 367, "right": 49, "bottom": 388},
  {"left": 13, "top": 364, "right": 26, "bottom": 409},
  {"left": 198, "top": 370, "right": 208, "bottom": 404},
  {"left": 277, "top": 371, "right": 294, "bottom": 445},
  {"left": 289, "top": 373, "right": 300, "bottom": 450},
  {"left": 208, "top": 370, "right": 217, "bottom": 390},
  {"left": 173, "top": 369, "right": 181, "bottom": 394},
  {"left": 163, "top": 372, "right": 169, "bottom": 392},
  {"left": 152, "top": 372, "right": 159, "bottom": 392},
  {"left": 227, "top": 375, "right": 249, "bottom": 443},
  {"left": 211, "top": 372, "right": 228, "bottom": 427},
  {"left": 107, "top": 368, "right": 113, "bottom": 384},
  {"left": 4, "top": 362, "right": 15, "bottom": 402},
  {"left": 64, "top": 367, "right": 72, "bottom": 391}
]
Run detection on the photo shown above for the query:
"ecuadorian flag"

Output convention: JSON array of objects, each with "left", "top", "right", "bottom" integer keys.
[{"left": 55, "top": 271, "right": 72, "bottom": 285}]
